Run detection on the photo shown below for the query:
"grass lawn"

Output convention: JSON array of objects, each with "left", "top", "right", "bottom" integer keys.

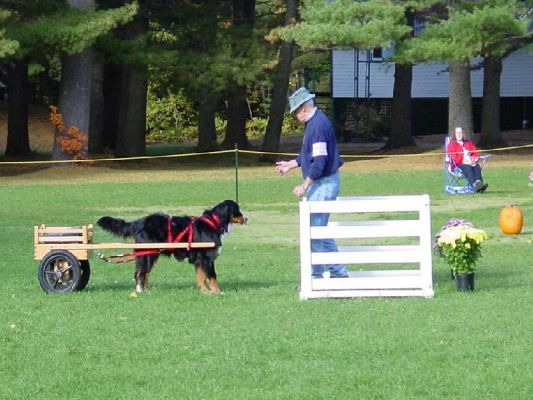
[{"left": 1, "top": 153, "right": 532, "bottom": 399}]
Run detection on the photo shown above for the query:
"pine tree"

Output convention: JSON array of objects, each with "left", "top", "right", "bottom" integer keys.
[
  {"left": 399, "top": 1, "right": 531, "bottom": 144},
  {"left": 282, "top": 0, "right": 410, "bottom": 50},
  {"left": 0, "top": 9, "right": 18, "bottom": 58},
  {"left": 261, "top": 0, "right": 299, "bottom": 158},
  {"left": 1, "top": 0, "right": 136, "bottom": 158},
  {"left": 280, "top": 0, "right": 423, "bottom": 148},
  {"left": 146, "top": 0, "right": 271, "bottom": 152}
]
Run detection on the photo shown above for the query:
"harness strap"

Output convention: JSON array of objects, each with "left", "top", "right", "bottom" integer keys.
[
  {"left": 200, "top": 213, "right": 222, "bottom": 232},
  {"left": 169, "top": 218, "right": 196, "bottom": 250}
]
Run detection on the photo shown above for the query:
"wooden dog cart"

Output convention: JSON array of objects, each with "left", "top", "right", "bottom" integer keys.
[{"left": 34, "top": 224, "right": 215, "bottom": 293}]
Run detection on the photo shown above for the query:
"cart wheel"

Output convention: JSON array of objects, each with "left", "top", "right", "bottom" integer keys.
[
  {"left": 38, "top": 250, "right": 82, "bottom": 293},
  {"left": 75, "top": 260, "right": 91, "bottom": 291}
]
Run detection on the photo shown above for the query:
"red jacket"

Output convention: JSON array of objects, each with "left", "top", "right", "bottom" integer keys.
[{"left": 447, "top": 139, "right": 479, "bottom": 166}]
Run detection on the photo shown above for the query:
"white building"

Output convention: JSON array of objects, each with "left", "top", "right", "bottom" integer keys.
[{"left": 331, "top": 48, "right": 533, "bottom": 137}]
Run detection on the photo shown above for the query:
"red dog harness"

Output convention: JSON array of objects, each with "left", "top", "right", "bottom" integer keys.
[
  {"left": 98, "top": 213, "right": 222, "bottom": 263},
  {"left": 166, "top": 213, "right": 221, "bottom": 248}
]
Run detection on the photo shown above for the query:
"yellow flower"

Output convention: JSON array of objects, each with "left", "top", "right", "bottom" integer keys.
[{"left": 437, "top": 225, "right": 487, "bottom": 274}]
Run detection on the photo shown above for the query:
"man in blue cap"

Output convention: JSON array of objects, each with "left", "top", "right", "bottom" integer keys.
[{"left": 275, "top": 87, "right": 348, "bottom": 278}]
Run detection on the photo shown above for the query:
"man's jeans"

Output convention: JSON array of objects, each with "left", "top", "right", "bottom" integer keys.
[{"left": 307, "top": 171, "right": 348, "bottom": 277}]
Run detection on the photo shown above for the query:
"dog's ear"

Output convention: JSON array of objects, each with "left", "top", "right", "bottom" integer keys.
[
  {"left": 226, "top": 200, "right": 242, "bottom": 216},
  {"left": 214, "top": 200, "right": 235, "bottom": 214},
  {"left": 213, "top": 200, "right": 245, "bottom": 223}
]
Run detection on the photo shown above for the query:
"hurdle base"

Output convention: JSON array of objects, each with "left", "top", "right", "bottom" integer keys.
[{"left": 299, "top": 271, "right": 435, "bottom": 300}]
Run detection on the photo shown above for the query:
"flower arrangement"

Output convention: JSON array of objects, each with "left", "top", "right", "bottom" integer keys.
[{"left": 437, "top": 225, "right": 487, "bottom": 275}]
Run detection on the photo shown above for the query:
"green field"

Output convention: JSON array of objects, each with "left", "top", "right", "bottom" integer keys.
[{"left": 1, "top": 156, "right": 532, "bottom": 399}]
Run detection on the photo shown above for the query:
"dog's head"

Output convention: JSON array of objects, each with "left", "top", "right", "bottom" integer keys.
[{"left": 211, "top": 200, "right": 247, "bottom": 225}]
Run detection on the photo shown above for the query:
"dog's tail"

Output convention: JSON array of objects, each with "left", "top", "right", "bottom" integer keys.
[{"left": 97, "top": 216, "right": 133, "bottom": 238}]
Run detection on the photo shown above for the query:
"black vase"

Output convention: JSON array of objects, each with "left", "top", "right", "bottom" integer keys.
[{"left": 455, "top": 273, "right": 475, "bottom": 292}]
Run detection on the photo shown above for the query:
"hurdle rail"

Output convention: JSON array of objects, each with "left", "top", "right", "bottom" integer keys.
[{"left": 299, "top": 195, "right": 434, "bottom": 299}]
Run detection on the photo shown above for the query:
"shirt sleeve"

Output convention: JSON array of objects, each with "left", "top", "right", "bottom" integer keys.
[
  {"left": 465, "top": 141, "right": 479, "bottom": 159},
  {"left": 448, "top": 140, "right": 462, "bottom": 165}
]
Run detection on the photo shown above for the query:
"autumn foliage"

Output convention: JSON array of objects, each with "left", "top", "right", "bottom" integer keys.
[{"left": 50, "top": 106, "right": 88, "bottom": 159}]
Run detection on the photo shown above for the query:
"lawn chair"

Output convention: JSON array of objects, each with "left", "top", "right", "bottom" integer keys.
[{"left": 444, "top": 136, "right": 491, "bottom": 195}]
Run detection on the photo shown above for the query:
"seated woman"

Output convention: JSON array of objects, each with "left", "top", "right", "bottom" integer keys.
[{"left": 447, "top": 127, "right": 488, "bottom": 193}]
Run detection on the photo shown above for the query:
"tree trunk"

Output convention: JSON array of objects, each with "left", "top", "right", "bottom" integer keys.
[
  {"left": 478, "top": 55, "right": 506, "bottom": 147},
  {"left": 5, "top": 59, "right": 30, "bottom": 156},
  {"left": 221, "top": 0, "right": 255, "bottom": 150},
  {"left": 384, "top": 63, "right": 414, "bottom": 149},
  {"left": 260, "top": 0, "right": 298, "bottom": 160},
  {"left": 53, "top": 0, "right": 94, "bottom": 160},
  {"left": 384, "top": 8, "right": 414, "bottom": 150},
  {"left": 448, "top": 60, "right": 473, "bottom": 135},
  {"left": 193, "top": 0, "right": 220, "bottom": 152},
  {"left": 102, "top": 62, "right": 122, "bottom": 151},
  {"left": 53, "top": 49, "right": 93, "bottom": 160},
  {"left": 114, "top": 1, "right": 149, "bottom": 157},
  {"left": 222, "top": 86, "right": 250, "bottom": 149},
  {"left": 115, "top": 64, "right": 148, "bottom": 157},
  {"left": 197, "top": 90, "right": 218, "bottom": 151},
  {"left": 89, "top": 56, "right": 104, "bottom": 154}
]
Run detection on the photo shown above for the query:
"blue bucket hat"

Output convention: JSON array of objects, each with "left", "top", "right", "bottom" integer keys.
[{"left": 288, "top": 87, "right": 315, "bottom": 113}]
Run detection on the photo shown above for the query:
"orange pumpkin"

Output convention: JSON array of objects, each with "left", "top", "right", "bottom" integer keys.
[{"left": 499, "top": 205, "right": 524, "bottom": 235}]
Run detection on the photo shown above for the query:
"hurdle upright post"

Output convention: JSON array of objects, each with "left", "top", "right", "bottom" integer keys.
[{"left": 299, "top": 199, "right": 312, "bottom": 299}]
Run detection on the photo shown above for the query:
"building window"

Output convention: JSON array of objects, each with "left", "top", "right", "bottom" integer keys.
[{"left": 379, "top": 100, "right": 392, "bottom": 116}]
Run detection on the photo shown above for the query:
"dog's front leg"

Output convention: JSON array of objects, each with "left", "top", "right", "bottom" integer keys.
[{"left": 194, "top": 263, "right": 209, "bottom": 293}]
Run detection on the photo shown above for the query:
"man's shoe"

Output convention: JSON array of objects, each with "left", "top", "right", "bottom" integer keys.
[
  {"left": 478, "top": 183, "right": 488, "bottom": 193},
  {"left": 473, "top": 180, "right": 483, "bottom": 191}
]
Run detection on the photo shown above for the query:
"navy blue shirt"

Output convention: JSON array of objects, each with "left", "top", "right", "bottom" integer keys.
[{"left": 295, "top": 109, "right": 343, "bottom": 180}]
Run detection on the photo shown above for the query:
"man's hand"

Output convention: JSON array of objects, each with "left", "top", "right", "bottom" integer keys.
[
  {"left": 275, "top": 160, "right": 297, "bottom": 175},
  {"left": 293, "top": 184, "right": 306, "bottom": 197}
]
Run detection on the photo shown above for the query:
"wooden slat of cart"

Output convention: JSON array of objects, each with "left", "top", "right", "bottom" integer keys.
[
  {"left": 34, "top": 242, "right": 215, "bottom": 260},
  {"left": 37, "top": 226, "right": 89, "bottom": 233},
  {"left": 42, "top": 242, "right": 216, "bottom": 250}
]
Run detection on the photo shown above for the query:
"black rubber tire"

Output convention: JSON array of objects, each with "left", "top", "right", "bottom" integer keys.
[
  {"left": 38, "top": 250, "right": 82, "bottom": 293},
  {"left": 75, "top": 260, "right": 91, "bottom": 291}
]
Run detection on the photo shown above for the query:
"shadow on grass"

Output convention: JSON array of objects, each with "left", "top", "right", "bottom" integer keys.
[
  {"left": 0, "top": 161, "right": 52, "bottom": 177},
  {"left": 435, "top": 269, "right": 529, "bottom": 292},
  {"left": 86, "top": 278, "right": 278, "bottom": 293}
]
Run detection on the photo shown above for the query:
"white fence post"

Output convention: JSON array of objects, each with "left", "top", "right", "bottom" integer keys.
[
  {"left": 299, "top": 199, "right": 312, "bottom": 300},
  {"left": 299, "top": 195, "right": 434, "bottom": 299}
]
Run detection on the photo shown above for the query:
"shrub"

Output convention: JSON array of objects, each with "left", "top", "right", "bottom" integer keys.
[{"left": 146, "top": 89, "right": 197, "bottom": 138}]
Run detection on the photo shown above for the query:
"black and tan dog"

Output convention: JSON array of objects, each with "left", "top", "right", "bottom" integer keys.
[{"left": 97, "top": 200, "right": 246, "bottom": 293}]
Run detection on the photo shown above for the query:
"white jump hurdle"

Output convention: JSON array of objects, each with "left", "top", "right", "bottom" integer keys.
[{"left": 299, "top": 195, "right": 434, "bottom": 299}]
